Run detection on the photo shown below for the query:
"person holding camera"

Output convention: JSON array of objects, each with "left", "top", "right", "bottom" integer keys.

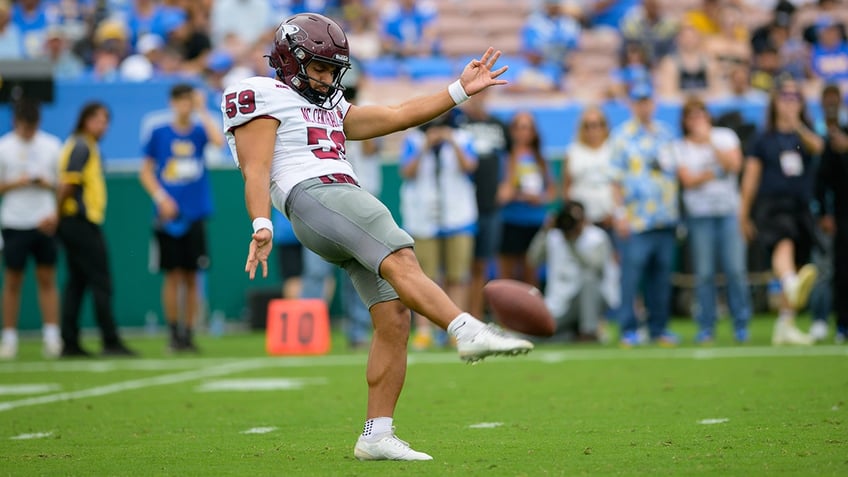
[
  {"left": 529, "top": 201, "right": 619, "bottom": 342},
  {"left": 399, "top": 112, "right": 478, "bottom": 349}
]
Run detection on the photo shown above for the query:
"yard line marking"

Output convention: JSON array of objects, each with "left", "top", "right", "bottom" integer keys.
[
  {"left": 0, "top": 359, "right": 268, "bottom": 413},
  {"left": 196, "top": 377, "right": 327, "bottom": 392},
  {"left": 0, "top": 358, "right": 240, "bottom": 374},
  {"left": 9, "top": 431, "right": 53, "bottom": 440},
  {"left": 240, "top": 427, "right": 278, "bottom": 434},
  {"left": 468, "top": 422, "right": 503, "bottom": 429},
  {"left": 0, "top": 345, "right": 845, "bottom": 376},
  {"left": 697, "top": 418, "right": 730, "bottom": 425},
  {"left": 0, "top": 384, "right": 61, "bottom": 395}
]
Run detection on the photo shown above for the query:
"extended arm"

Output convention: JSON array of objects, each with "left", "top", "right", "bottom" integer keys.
[{"left": 344, "top": 48, "right": 508, "bottom": 140}]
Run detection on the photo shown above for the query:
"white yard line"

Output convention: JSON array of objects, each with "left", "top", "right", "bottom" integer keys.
[
  {"left": 0, "top": 345, "right": 845, "bottom": 375},
  {"left": 0, "top": 345, "right": 845, "bottom": 413},
  {"left": 0, "top": 359, "right": 267, "bottom": 413}
]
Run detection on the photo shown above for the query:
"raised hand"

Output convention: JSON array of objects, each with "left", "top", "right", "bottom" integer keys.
[
  {"left": 245, "top": 228, "right": 273, "bottom": 279},
  {"left": 458, "top": 47, "right": 509, "bottom": 96}
]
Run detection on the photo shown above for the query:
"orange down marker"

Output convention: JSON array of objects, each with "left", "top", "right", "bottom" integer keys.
[{"left": 266, "top": 299, "right": 331, "bottom": 355}]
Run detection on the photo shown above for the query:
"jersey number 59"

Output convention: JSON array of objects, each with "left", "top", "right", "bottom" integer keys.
[{"left": 224, "top": 90, "right": 256, "bottom": 118}]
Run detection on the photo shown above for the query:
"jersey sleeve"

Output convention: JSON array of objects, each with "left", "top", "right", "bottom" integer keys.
[
  {"left": 221, "top": 78, "right": 277, "bottom": 132},
  {"left": 142, "top": 127, "right": 157, "bottom": 160}
]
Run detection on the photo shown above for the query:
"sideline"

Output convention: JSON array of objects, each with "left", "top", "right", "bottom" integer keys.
[
  {"left": 0, "top": 359, "right": 267, "bottom": 413},
  {"left": 1, "top": 345, "right": 845, "bottom": 374}
]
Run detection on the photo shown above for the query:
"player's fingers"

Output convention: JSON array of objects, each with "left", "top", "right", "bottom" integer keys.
[
  {"left": 479, "top": 47, "right": 494, "bottom": 64},
  {"left": 246, "top": 259, "right": 256, "bottom": 280},
  {"left": 491, "top": 65, "right": 508, "bottom": 78},
  {"left": 487, "top": 50, "right": 501, "bottom": 69},
  {"left": 261, "top": 259, "right": 268, "bottom": 278}
]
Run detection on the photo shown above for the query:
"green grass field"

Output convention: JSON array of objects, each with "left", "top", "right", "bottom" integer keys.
[{"left": 1, "top": 317, "right": 846, "bottom": 477}]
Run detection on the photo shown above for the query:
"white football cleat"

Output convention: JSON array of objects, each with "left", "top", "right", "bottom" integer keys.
[
  {"left": 785, "top": 264, "right": 817, "bottom": 311},
  {"left": 0, "top": 341, "right": 17, "bottom": 360},
  {"left": 354, "top": 431, "right": 433, "bottom": 461},
  {"left": 456, "top": 323, "right": 534, "bottom": 363},
  {"left": 43, "top": 338, "right": 63, "bottom": 359},
  {"left": 772, "top": 320, "right": 814, "bottom": 346},
  {"left": 809, "top": 320, "right": 829, "bottom": 342}
]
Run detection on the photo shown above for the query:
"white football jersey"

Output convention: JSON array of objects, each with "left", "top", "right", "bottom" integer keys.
[{"left": 221, "top": 76, "right": 358, "bottom": 206}]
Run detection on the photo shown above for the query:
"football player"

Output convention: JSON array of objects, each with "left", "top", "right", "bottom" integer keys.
[{"left": 222, "top": 13, "right": 533, "bottom": 461}]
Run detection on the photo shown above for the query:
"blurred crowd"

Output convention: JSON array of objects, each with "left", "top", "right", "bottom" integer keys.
[{"left": 0, "top": 0, "right": 846, "bottom": 101}]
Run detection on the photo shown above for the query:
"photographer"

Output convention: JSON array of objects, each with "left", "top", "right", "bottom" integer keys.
[
  {"left": 529, "top": 201, "right": 619, "bottom": 342},
  {"left": 399, "top": 112, "right": 478, "bottom": 349}
]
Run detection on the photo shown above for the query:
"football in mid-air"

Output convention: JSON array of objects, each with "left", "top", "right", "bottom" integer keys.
[{"left": 483, "top": 279, "right": 556, "bottom": 337}]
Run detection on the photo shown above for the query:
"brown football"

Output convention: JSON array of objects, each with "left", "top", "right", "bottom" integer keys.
[{"left": 483, "top": 279, "right": 556, "bottom": 337}]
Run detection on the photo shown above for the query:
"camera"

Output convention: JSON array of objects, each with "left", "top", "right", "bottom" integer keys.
[{"left": 555, "top": 201, "right": 585, "bottom": 235}]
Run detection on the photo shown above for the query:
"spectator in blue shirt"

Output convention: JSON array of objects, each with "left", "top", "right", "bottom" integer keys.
[
  {"left": 810, "top": 16, "right": 848, "bottom": 84},
  {"left": 520, "top": 0, "right": 581, "bottom": 72},
  {"left": 0, "top": 0, "right": 22, "bottom": 59},
  {"left": 139, "top": 83, "right": 224, "bottom": 353},
  {"left": 610, "top": 82, "right": 679, "bottom": 347},
  {"left": 125, "top": 0, "right": 165, "bottom": 49},
  {"left": 11, "top": 0, "right": 48, "bottom": 58},
  {"left": 44, "top": 24, "right": 84, "bottom": 78},
  {"left": 586, "top": 0, "right": 639, "bottom": 30},
  {"left": 378, "top": 0, "right": 438, "bottom": 58}
]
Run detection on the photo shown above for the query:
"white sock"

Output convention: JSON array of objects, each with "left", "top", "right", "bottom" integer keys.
[
  {"left": 43, "top": 324, "right": 60, "bottom": 342},
  {"left": 362, "top": 417, "right": 393, "bottom": 439},
  {"left": 1, "top": 328, "right": 18, "bottom": 346},
  {"left": 781, "top": 274, "right": 798, "bottom": 293},
  {"left": 447, "top": 312, "right": 485, "bottom": 341}
]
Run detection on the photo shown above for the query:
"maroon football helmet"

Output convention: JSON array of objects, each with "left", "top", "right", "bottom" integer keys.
[{"left": 268, "top": 13, "right": 351, "bottom": 109}]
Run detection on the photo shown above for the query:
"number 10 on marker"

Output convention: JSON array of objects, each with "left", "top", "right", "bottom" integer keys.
[{"left": 266, "top": 299, "right": 331, "bottom": 355}]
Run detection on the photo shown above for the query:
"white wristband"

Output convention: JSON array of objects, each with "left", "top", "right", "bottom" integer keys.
[
  {"left": 252, "top": 217, "right": 274, "bottom": 238},
  {"left": 448, "top": 79, "right": 469, "bottom": 105}
]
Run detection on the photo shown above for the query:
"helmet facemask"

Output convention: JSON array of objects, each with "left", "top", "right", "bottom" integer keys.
[{"left": 290, "top": 48, "right": 350, "bottom": 110}]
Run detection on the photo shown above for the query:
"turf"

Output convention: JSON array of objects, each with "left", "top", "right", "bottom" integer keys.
[{"left": 0, "top": 317, "right": 846, "bottom": 477}]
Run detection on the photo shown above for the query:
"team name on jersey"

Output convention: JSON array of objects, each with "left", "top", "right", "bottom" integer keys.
[{"left": 300, "top": 107, "right": 343, "bottom": 128}]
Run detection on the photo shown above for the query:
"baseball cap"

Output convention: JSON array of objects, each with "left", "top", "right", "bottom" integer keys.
[
  {"left": 629, "top": 82, "right": 654, "bottom": 100},
  {"left": 816, "top": 14, "right": 837, "bottom": 32},
  {"left": 94, "top": 20, "right": 127, "bottom": 44}
]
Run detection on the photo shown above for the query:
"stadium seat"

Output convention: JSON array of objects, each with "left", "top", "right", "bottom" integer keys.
[
  {"left": 363, "top": 57, "right": 403, "bottom": 79},
  {"left": 403, "top": 56, "right": 456, "bottom": 80}
]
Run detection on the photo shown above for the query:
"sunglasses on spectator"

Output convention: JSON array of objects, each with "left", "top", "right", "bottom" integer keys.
[
  {"left": 778, "top": 91, "right": 802, "bottom": 101},
  {"left": 582, "top": 120, "right": 606, "bottom": 129}
]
